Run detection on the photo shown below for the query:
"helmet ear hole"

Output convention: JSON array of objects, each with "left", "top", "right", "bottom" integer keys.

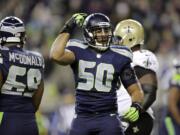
[{"left": 129, "top": 38, "right": 133, "bottom": 41}]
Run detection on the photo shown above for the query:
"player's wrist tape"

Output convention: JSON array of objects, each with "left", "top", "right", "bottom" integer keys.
[
  {"left": 131, "top": 102, "right": 143, "bottom": 113},
  {"left": 59, "top": 13, "right": 87, "bottom": 34},
  {"left": 59, "top": 18, "right": 76, "bottom": 34}
]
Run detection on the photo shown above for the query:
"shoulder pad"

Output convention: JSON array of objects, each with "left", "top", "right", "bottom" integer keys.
[
  {"left": 26, "top": 50, "right": 45, "bottom": 68},
  {"left": 31, "top": 51, "right": 42, "bottom": 57},
  {"left": 110, "top": 45, "right": 133, "bottom": 60},
  {"left": 0, "top": 45, "right": 9, "bottom": 51},
  {"left": 132, "top": 49, "right": 159, "bottom": 73},
  {"left": 67, "top": 39, "right": 88, "bottom": 49},
  {"left": 26, "top": 50, "right": 43, "bottom": 57}
]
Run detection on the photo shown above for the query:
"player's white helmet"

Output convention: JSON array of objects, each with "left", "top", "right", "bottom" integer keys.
[
  {"left": 114, "top": 19, "right": 144, "bottom": 48},
  {"left": 0, "top": 16, "right": 26, "bottom": 46}
]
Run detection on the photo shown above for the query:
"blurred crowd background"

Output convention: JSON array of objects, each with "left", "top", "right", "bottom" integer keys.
[{"left": 0, "top": 0, "right": 180, "bottom": 135}]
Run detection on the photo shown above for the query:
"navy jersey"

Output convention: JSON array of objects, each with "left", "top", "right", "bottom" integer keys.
[
  {"left": 0, "top": 45, "right": 44, "bottom": 113},
  {"left": 169, "top": 73, "right": 180, "bottom": 114},
  {"left": 66, "top": 40, "right": 134, "bottom": 115}
]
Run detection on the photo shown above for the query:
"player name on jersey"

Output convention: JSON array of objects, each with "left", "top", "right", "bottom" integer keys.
[{"left": 9, "top": 52, "right": 43, "bottom": 67}]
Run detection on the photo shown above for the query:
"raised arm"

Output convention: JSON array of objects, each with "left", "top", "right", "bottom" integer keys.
[
  {"left": 50, "top": 33, "right": 75, "bottom": 65},
  {"left": 49, "top": 13, "right": 87, "bottom": 65}
]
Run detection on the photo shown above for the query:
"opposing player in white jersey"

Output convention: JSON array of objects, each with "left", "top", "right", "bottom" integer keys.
[{"left": 114, "top": 19, "right": 159, "bottom": 135}]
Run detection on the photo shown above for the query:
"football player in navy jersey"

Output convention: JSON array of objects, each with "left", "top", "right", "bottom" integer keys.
[
  {"left": 50, "top": 13, "right": 144, "bottom": 135},
  {"left": 0, "top": 16, "right": 44, "bottom": 135},
  {"left": 114, "top": 19, "right": 159, "bottom": 135},
  {"left": 160, "top": 58, "right": 180, "bottom": 135}
]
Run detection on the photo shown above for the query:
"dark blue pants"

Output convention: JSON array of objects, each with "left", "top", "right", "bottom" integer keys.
[
  {"left": 68, "top": 113, "right": 124, "bottom": 135},
  {"left": 0, "top": 112, "right": 38, "bottom": 135}
]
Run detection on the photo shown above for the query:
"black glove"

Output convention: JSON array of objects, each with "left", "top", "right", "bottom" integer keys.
[{"left": 60, "top": 13, "right": 87, "bottom": 34}]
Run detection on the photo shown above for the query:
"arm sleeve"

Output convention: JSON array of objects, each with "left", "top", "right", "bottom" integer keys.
[
  {"left": 65, "top": 41, "right": 77, "bottom": 61},
  {"left": 66, "top": 39, "right": 86, "bottom": 62},
  {"left": 141, "top": 84, "right": 157, "bottom": 110},
  {"left": 134, "top": 65, "right": 158, "bottom": 110},
  {"left": 120, "top": 63, "right": 138, "bottom": 89},
  {"left": 134, "top": 66, "right": 156, "bottom": 79}
]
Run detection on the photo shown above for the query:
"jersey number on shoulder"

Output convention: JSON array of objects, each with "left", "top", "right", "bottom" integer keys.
[
  {"left": 77, "top": 60, "right": 114, "bottom": 92},
  {"left": 2, "top": 65, "right": 41, "bottom": 95}
]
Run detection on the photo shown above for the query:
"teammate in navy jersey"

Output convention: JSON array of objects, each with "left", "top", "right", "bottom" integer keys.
[
  {"left": 160, "top": 58, "right": 180, "bottom": 135},
  {"left": 50, "top": 13, "right": 144, "bottom": 135},
  {"left": 114, "top": 19, "right": 159, "bottom": 135},
  {"left": 0, "top": 16, "right": 44, "bottom": 135}
]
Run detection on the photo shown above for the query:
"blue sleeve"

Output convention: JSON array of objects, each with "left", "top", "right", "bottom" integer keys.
[
  {"left": 66, "top": 39, "right": 87, "bottom": 61},
  {"left": 120, "top": 63, "right": 138, "bottom": 89}
]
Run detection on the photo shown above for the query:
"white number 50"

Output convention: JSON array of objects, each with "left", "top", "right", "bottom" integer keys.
[{"left": 77, "top": 60, "right": 114, "bottom": 92}]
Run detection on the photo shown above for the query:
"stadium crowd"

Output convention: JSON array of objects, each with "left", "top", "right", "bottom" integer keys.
[{"left": 0, "top": 0, "right": 180, "bottom": 135}]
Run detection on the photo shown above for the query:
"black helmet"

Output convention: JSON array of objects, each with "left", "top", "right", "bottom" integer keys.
[
  {"left": 0, "top": 16, "right": 26, "bottom": 46},
  {"left": 83, "top": 13, "right": 112, "bottom": 51}
]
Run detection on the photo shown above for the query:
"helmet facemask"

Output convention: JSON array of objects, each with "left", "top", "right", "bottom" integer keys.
[
  {"left": 83, "top": 13, "right": 112, "bottom": 51},
  {"left": 86, "top": 25, "right": 112, "bottom": 51}
]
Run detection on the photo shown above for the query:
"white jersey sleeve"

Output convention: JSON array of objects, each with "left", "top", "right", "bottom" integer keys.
[
  {"left": 132, "top": 50, "right": 159, "bottom": 73},
  {"left": 117, "top": 49, "right": 157, "bottom": 118},
  {"left": 117, "top": 85, "right": 131, "bottom": 116}
]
